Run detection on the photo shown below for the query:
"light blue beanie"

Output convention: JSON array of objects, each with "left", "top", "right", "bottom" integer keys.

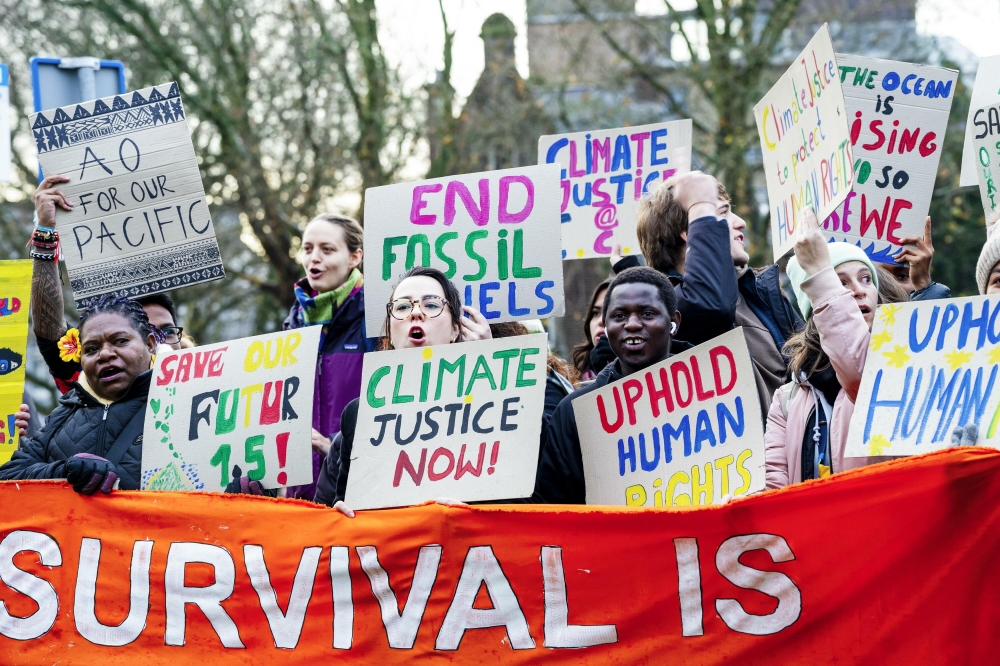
[{"left": 786, "top": 242, "right": 878, "bottom": 318}]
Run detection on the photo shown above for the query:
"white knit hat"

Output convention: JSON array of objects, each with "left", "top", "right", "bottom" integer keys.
[{"left": 977, "top": 221, "right": 1000, "bottom": 295}]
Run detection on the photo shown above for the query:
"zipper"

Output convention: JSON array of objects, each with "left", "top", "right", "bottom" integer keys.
[{"left": 97, "top": 404, "right": 110, "bottom": 456}]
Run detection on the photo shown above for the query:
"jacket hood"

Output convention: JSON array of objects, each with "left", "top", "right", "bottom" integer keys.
[{"left": 64, "top": 369, "right": 152, "bottom": 409}]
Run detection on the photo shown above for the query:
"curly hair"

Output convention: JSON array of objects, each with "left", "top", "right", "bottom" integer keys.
[
  {"left": 636, "top": 177, "right": 730, "bottom": 274},
  {"left": 79, "top": 294, "right": 161, "bottom": 344}
]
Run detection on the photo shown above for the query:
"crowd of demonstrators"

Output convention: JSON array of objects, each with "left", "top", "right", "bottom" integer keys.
[
  {"left": 6, "top": 159, "right": 1000, "bottom": 506},
  {"left": 281, "top": 213, "right": 370, "bottom": 501},
  {"left": 615, "top": 171, "right": 803, "bottom": 418}
]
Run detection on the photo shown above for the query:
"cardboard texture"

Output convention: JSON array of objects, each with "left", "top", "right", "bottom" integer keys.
[
  {"left": 845, "top": 295, "right": 1000, "bottom": 458},
  {"left": 141, "top": 327, "right": 321, "bottom": 492},
  {"left": 537, "top": 120, "right": 692, "bottom": 260},
  {"left": 826, "top": 55, "right": 957, "bottom": 262},
  {"left": 29, "top": 82, "right": 225, "bottom": 307},
  {"left": 346, "top": 334, "right": 548, "bottom": 509},
  {"left": 961, "top": 55, "right": 1000, "bottom": 187},
  {"left": 574, "top": 328, "right": 765, "bottom": 506},
  {"left": 754, "top": 24, "right": 854, "bottom": 262},
  {"left": 363, "top": 165, "right": 563, "bottom": 337},
  {"left": 0, "top": 260, "right": 32, "bottom": 464}
]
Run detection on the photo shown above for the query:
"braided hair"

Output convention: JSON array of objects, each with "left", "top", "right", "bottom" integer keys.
[{"left": 78, "top": 294, "right": 163, "bottom": 345}]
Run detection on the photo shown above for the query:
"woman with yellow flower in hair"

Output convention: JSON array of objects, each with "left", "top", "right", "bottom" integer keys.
[{"left": 0, "top": 295, "right": 159, "bottom": 494}]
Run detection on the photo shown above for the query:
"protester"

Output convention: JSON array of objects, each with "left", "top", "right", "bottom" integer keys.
[
  {"left": 615, "top": 171, "right": 802, "bottom": 417},
  {"left": 313, "top": 266, "right": 492, "bottom": 511},
  {"left": 281, "top": 213, "right": 370, "bottom": 501},
  {"left": 571, "top": 279, "right": 612, "bottom": 381},
  {"left": 764, "top": 210, "right": 906, "bottom": 489},
  {"left": 0, "top": 296, "right": 157, "bottom": 493},
  {"left": 977, "top": 221, "right": 1000, "bottom": 295},
  {"left": 875, "top": 217, "right": 951, "bottom": 299},
  {"left": 534, "top": 266, "right": 687, "bottom": 504},
  {"left": 29, "top": 175, "right": 183, "bottom": 396}
]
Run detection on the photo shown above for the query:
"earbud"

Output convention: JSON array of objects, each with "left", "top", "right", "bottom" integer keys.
[{"left": 670, "top": 322, "right": 677, "bottom": 335}]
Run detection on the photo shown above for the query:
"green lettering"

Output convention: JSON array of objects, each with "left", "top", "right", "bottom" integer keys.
[
  {"left": 366, "top": 366, "right": 391, "bottom": 408},
  {"left": 392, "top": 364, "right": 415, "bottom": 404},
  {"left": 463, "top": 230, "right": 488, "bottom": 280},
  {"left": 492, "top": 348, "right": 520, "bottom": 390},
  {"left": 435, "top": 232, "right": 459, "bottom": 279},
  {"left": 465, "top": 354, "right": 498, "bottom": 395},
  {"left": 512, "top": 229, "right": 541, "bottom": 278},
  {"left": 382, "top": 236, "right": 407, "bottom": 280},
  {"left": 215, "top": 388, "right": 240, "bottom": 435},
  {"left": 420, "top": 361, "right": 432, "bottom": 402},
  {"left": 435, "top": 355, "right": 466, "bottom": 400},
  {"left": 406, "top": 234, "right": 430, "bottom": 270},
  {"left": 516, "top": 348, "right": 540, "bottom": 388}
]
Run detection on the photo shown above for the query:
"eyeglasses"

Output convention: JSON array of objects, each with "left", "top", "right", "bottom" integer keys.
[
  {"left": 161, "top": 326, "right": 184, "bottom": 344},
  {"left": 387, "top": 296, "right": 447, "bottom": 320}
]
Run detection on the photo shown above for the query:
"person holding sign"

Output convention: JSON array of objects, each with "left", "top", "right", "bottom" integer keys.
[
  {"left": 875, "top": 217, "right": 951, "bottom": 300},
  {"left": 314, "top": 266, "right": 492, "bottom": 511},
  {"left": 0, "top": 296, "right": 157, "bottom": 493},
  {"left": 764, "top": 210, "right": 902, "bottom": 488},
  {"left": 536, "top": 266, "right": 686, "bottom": 504},
  {"left": 281, "top": 213, "right": 370, "bottom": 501}
]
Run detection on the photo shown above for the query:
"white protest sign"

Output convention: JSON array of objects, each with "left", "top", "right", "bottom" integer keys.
[
  {"left": 574, "top": 328, "right": 764, "bottom": 506},
  {"left": 363, "top": 165, "right": 563, "bottom": 337},
  {"left": 824, "top": 56, "right": 957, "bottom": 262},
  {"left": 754, "top": 24, "right": 854, "bottom": 262},
  {"left": 845, "top": 296, "right": 1000, "bottom": 459},
  {"left": 537, "top": 120, "right": 692, "bottom": 260},
  {"left": 346, "top": 334, "right": 548, "bottom": 509},
  {"left": 29, "top": 82, "right": 225, "bottom": 307},
  {"left": 141, "top": 327, "right": 321, "bottom": 492},
  {"left": 970, "top": 102, "right": 1000, "bottom": 226},
  {"left": 961, "top": 55, "right": 1000, "bottom": 187},
  {"left": 0, "top": 65, "right": 10, "bottom": 183}
]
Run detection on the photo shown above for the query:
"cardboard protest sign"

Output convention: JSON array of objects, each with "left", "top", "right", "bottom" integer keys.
[
  {"left": 574, "top": 328, "right": 764, "bottom": 506},
  {"left": 346, "top": 334, "right": 548, "bottom": 509},
  {"left": 754, "top": 24, "right": 854, "bottom": 262},
  {"left": 363, "top": 166, "right": 563, "bottom": 337},
  {"left": 970, "top": 101, "right": 1000, "bottom": 226},
  {"left": 961, "top": 55, "right": 1000, "bottom": 187},
  {"left": 0, "top": 65, "right": 9, "bottom": 182},
  {"left": 0, "top": 260, "right": 31, "bottom": 464},
  {"left": 141, "top": 327, "right": 320, "bottom": 492},
  {"left": 538, "top": 120, "right": 692, "bottom": 260},
  {"left": 825, "top": 56, "right": 957, "bottom": 262},
  {"left": 29, "top": 82, "right": 225, "bottom": 308},
  {"left": 845, "top": 295, "right": 1000, "bottom": 459}
]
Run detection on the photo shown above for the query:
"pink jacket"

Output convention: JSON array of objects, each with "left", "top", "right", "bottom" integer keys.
[{"left": 764, "top": 267, "right": 890, "bottom": 488}]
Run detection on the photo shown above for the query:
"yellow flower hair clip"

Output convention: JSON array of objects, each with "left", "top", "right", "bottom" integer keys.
[{"left": 58, "top": 328, "right": 81, "bottom": 363}]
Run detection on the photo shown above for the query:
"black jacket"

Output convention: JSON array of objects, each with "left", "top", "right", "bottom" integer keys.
[
  {"left": 0, "top": 372, "right": 150, "bottom": 489},
  {"left": 314, "top": 369, "right": 576, "bottom": 507}
]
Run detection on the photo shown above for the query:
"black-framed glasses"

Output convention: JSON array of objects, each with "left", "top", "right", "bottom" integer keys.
[
  {"left": 387, "top": 296, "right": 447, "bottom": 320},
  {"left": 161, "top": 326, "right": 184, "bottom": 344}
]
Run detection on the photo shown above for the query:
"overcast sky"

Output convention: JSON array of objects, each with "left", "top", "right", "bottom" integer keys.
[{"left": 377, "top": 0, "right": 1000, "bottom": 101}]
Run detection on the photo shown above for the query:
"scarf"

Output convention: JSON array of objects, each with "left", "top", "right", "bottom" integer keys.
[{"left": 295, "top": 269, "right": 363, "bottom": 326}]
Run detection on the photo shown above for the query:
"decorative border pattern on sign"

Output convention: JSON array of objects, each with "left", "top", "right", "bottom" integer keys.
[
  {"left": 69, "top": 239, "right": 224, "bottom": 305},
  {"left": 32, "top": 82, "right": 183, "bottom": 154}
]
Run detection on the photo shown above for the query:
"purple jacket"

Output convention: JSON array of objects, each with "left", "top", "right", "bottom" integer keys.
[{"left": 283, "top": 284, "right": 370, "bottom": 500}]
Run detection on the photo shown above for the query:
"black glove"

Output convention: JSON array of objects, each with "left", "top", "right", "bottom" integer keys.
[
  {"left": 590, "top": 334, "right": 616, "bottom": 374},
  {"left": 64, "top": 453, "right": 118, "bottom": 495}
]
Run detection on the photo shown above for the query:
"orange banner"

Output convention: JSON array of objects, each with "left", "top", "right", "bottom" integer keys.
[{"left": 1, "top": 447, "right": 998, "bottom": 664}]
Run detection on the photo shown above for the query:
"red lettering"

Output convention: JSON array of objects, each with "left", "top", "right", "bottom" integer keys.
[
  {"left": 597, "top": 387, "right": 625, "bottom": 433},
  {"left": 157, "top": 354, "right": 178, "bottom": 386},
  {"left": 194, "top": 350, "right": 211, "bottom": 379},
  {"left": 623, "top": 379, "right": 644, "bottom": 426},
  {"left": 176, "top": 352, "right": 193, "bottom": 383},
  {"left": 393, "top": 449, "right": 427, "bottom": 487},
  {"left": 898, "top": 128, "right": 919, "bottom": 154},
  {"left": 208, "top": 348, "right": 227, "bottom": 377},
  {"left": 886, "top": 199, "right": 912, "bottom": 245},
  {"left": 919, "top": 132, "right": 937, "bottom": 157},
  {"left": 428, "top": 448, "right": 455, "bottom": 481},
  {"left": 259, "top": 380, "right": 282, "bottom": 426},
  {"left": 645, "top": 367, "right": 674, "bottom": 418},
  {"left": 671, "top": 361, "right": 693, "bottom": 408},
  {"left": 690, "top": 357, "right": 716, "bottom": 401},
  {"left": 455, "top": 443, "right": 486, "bottom": 479},
  {"left": 860, "top": 194, "right": 891, "bottom": 239},
  {"left": 861, "top": 120, "right": 885, "bottom": 151},
  {"left": 709, "top": 346, "right": 738, "bottom": 396}
]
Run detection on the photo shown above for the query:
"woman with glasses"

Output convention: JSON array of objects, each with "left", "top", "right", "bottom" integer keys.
[
  {"left": 313, "top": 266, "right": 491, "bottom": 509},
  {"left": 281, "top": 213, "right": 373, "bottom": 501}
]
